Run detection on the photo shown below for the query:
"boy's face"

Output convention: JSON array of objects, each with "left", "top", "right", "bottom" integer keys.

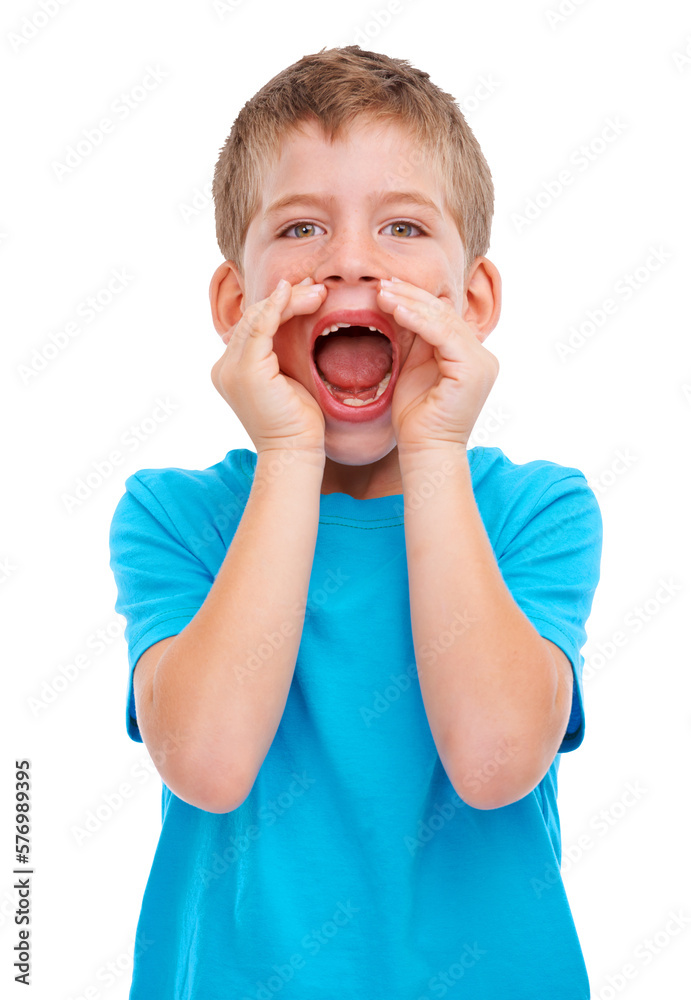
[{"left": 214, "top": 117, "right": 496, "bottom": 479}]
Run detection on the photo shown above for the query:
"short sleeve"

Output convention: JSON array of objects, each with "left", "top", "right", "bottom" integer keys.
[
  {"left": 496, "top": 472, "right": 603, "bottom": 753},
  {"left": 109, "top": 474, "right": 216, "bottom": 742}
]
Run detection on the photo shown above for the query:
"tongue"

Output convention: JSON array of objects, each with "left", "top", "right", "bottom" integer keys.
[{"left": 315, "top": 331, "right": 392, "bottom": 390}]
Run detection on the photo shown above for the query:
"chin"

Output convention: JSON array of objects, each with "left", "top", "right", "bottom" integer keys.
[{"left": 323, "top": 422, "right": 397, "bottom": 467}]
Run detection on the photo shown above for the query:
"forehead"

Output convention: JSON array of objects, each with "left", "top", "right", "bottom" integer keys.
[
  {"left": 285, "top": 116, "right": 436, "bottom": 179},
  {"left": 258, "top": 117, "right": 447, "bottom": 217}
]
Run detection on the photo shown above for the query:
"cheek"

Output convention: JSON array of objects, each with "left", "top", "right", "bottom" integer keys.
[
  {"left": 272, "top": 324, "right": 302, "bottom": 375},
  {"left": 271, "top": 326, "right": 288, "bottom": 360},
  {"left": 409, "top": 262, "right": 455, "bottom": 302}
]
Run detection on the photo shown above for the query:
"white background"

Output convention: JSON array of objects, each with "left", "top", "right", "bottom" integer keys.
[{"left": 2, "top": 1, "right": 690, "bottom": 997}]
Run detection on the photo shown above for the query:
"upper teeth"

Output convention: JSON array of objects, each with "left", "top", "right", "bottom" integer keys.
[{"left": 318, "top": 322, "right": 382, "bottom": 336}]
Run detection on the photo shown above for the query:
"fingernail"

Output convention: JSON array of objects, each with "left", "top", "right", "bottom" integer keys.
[
  {"left": 298, "top": 276, "right": 313, "bottom": 285},
  {"left": 390, "top": 276, "right": 404, "bottom": 282},
  {"left": 274, "top": 278, "right": 289, "bottom": 293}
]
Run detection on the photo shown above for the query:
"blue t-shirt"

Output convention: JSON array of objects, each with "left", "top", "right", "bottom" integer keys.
[{"left": 108, "top": 445, "right": 602, "bottom": 999}]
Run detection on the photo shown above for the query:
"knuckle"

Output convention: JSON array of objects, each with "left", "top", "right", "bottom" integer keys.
[
  {"left": 245, "top": 296, "right": 275, "bottom": 331},
  {"left": 243, "top": 312, "right": 262, "bottom": 336}
]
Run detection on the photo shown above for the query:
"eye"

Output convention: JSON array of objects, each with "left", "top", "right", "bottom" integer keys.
[
  {"left": 279, "top": 222, "right": 325, "bottom": 239},
  {"left": 278, "top": 218, "right": 429, "bottom": 239},
  {"left": 383, "top": 220, "right": 427, "bottom": 238}
]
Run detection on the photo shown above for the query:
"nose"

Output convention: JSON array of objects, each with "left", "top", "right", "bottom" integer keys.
[{"left": 311, "top": 226, "right": 388, "bottom": 288}]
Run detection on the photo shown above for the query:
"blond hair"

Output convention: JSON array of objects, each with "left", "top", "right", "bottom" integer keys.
[{"left": 212, "top": 45, "right": 494, "bottom": 281}]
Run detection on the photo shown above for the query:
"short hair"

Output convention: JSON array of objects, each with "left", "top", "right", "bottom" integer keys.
[{"left": 212, "top": 45, "right": 494, "bottom": 281}]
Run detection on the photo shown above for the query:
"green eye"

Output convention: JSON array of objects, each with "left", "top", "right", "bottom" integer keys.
[
  {"left": 280, "top": 222, "right": 323, "bottom": 239},
  {"left": 383, "top": 220, "right": 426, "bottom": 237},
  {"left": 278, "top": 219, "right": 427, "bottom": 239}
]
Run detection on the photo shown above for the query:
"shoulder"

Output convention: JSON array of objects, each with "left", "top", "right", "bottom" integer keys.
[
  {"left": 470, "top": 445, "right": 590, "bottom": 496},
  {"left": 110, "top": 448, "right": 257, "bottom": 560},
  {"left": 117, "top": 447, "right": 255, "bottom": 518},
  {"left": 124, "top": 447, "right": 255, "bottom": 503},
  {"left": 468, "top": 446, "right": 602, "bottom": 552}
]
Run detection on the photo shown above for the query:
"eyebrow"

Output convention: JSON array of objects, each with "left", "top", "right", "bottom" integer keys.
[{"left": 263, "top": 189, "right": 443, "bottom": 223}]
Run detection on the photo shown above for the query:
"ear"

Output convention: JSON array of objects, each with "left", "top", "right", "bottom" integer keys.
[
  {"left": 460, "top": 256, "right": 501, "bottom": 344},
  {"left": 209, "top": 260, "right": 245, "bottom": 345}
]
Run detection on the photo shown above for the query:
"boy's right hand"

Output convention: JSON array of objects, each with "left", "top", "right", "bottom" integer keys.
[{"left": 211, "top": 277, "right": 327, "bottom": 462}]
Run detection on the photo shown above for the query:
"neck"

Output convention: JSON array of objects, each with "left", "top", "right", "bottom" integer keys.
[{"left": 320, "top": 449, "right": 402, "bottom": 499}]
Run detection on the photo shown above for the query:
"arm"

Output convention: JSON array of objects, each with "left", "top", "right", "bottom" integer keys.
[
  {"left": 400, "top": 446, "right": 573, "bottom": 810},
  {"left": 133, "top": 450, "right": 324, "bottom": 814}
]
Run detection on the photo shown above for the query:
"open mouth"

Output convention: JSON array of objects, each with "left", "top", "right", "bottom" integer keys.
[{"left": 311, "top": 321, "right": 395, "bottom": 408}]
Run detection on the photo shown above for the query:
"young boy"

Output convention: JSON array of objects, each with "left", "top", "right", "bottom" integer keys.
[{"left": 109, "top": 45, "right": 602, "bottom": 998}]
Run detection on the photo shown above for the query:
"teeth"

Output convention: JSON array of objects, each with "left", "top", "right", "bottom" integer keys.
[
  {"left": 317, "top": 322, "right": 384, "bottom": 337},
  {"left": 373, "top": 370, "right": 391, "bottom": 397}
]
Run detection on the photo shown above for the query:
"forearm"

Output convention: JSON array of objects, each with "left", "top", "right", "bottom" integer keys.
[
  {"left": 149, "top": 450, "right": 324, "bottom": 808},
  {"left": 400, "top": 446, "right": 566, "bottom": 809}
]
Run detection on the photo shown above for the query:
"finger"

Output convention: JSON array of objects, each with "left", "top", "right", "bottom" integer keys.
[
  {"left": 240, "top": 281, "right": 327, "bottom": 377},
  {"left": 378, "top": 288, "right": 454, "bottom": 341},
  {"left": 390, "top": 302, "right": 479, "bottom": 367},
  {"left": 382, "top": 285, "right": 483, "bottom": 347},
  {"left": 218, "top": 279, "right": 326, "bottom": 386},
  {"left": 212, "top": 282, "right": 290, "bottom": 398},
  {"left": 227, "top": 278, "right": 325, "bottom": 347},
  {"left": 383, "top": 276, "right": 425, "bottom": 296},
  {"left": 236, "top": 279, "right": 293, "bottom": 344},
  {"left": 378, "top": 278, "right": 460, "bottom": 315},
  {"left": 378, "top": 284, "right": 450, "bottom": 328},
  {"left": 283, "top": 279, "right": 327, "bottom": 317},
  {"left": 220, "top": 281, "right": 316, "bottom": 345}
]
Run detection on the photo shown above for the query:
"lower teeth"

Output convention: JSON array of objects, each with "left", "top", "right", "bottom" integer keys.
[{"left": 322, "top": 370, "right": 392, "bottom": 406}]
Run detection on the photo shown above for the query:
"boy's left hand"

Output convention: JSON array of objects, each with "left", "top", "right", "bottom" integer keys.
[{"left": 377, "top": 277, "right": 499, "bottom": 455}]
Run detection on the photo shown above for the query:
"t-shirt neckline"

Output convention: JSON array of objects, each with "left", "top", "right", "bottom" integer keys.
[{"left": 237, "top": 447, "right": 483, "bottom": 529}]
